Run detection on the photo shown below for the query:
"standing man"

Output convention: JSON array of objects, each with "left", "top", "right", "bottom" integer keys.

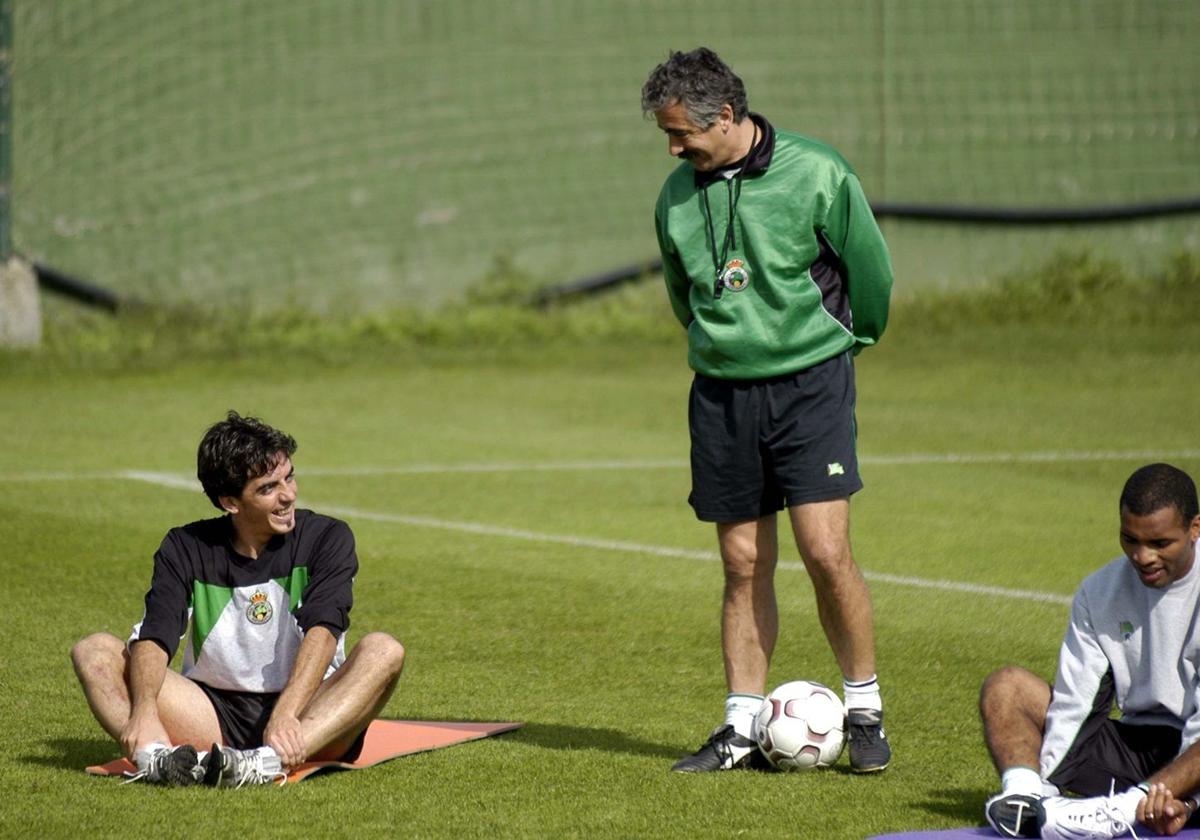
[
  {"left": 641, "top": 47, "right": 894, "bottom": 773},
  {"left": 71, "top": 411, "right": 406, "bottom": 786},
  {"left": 981, "top": 463, "right": 1200, "bottom": 839}
]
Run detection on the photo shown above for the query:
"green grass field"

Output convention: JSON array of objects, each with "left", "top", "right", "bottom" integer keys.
[{"left": 2, "top": 270, "right": 1197, "bottom": 838}]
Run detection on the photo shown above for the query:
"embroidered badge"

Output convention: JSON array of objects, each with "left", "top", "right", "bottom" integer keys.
[
  {"left": 719, "top": 258, "right": 751, "bottom": 292},
  {"left": 827, "top": 463, "right": 845, "bottom": 477},
  {"left": 246, "top": 590, "right": 273, "bottom": 625},
  {"left": 1120, "top": 620, "right": 1134, "bottom": 640}
]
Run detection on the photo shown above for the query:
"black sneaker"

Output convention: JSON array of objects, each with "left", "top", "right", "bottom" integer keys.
[
  {"left": 984, "top": 792, "right": 1042, "bottom": 838},
  {"left": 847, "top": 709, "right": 891, "bottom": 773},
  {"left": 672, "top": 724, "right": 760, "bottom": 772}
]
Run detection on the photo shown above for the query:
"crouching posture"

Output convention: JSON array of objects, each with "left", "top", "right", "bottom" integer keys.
[
  {"left": 72, "top": 411, "right": 405, "bottom": 787},
  {"left": 980, "top": 463, "right": 1200, "bottom": 838}
]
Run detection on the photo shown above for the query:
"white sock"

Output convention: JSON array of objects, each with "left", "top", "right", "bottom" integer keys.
[
  {"left": 134, "top": 741, "right": 168, "bottom": 764},
  {"left": 1001, "top": 766, "right": 1043, "bottom": 797},
  {"left": 724, "top": 693, "right": 765, "bottom": 739},
  {"left": 843, "top": 675, "right": 882, "bottom": 713}
]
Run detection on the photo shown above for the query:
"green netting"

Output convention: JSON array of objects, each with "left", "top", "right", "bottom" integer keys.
[{"left": 13, "top": 1, "right": 1200, "bottom": 310}]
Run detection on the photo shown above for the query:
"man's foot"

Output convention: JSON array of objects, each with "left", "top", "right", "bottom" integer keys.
[
  {"left": 985, "top": 791, "right": 1042, "bottom": 838},
  {"left": 201, "top": 744, "right": 287, "bottom": 788},
  {"left": 1038, "top": 795, "right": 1133, "bottom": 840},
  {"left": 847, "top": 709, "right": 891, "bottom": 773},
  {"left": 122, "top": 743, "right": 202, "bottom": 786},
  {"left": 671, "top": 724, "right": 760, "bottom": 772}
]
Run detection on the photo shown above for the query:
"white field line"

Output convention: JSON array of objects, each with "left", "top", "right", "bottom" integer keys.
[
  {"left": 2, "top": 448, "right": 1197, "bottom": 484},
  {"left": 104, "top": 471, "right": 1071, "bottom": 607}
]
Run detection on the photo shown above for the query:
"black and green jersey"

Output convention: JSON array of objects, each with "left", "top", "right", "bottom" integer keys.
[
  {"left": 654, "top": 114, "right": 893, "bottom": 380},
  {"left": 129, "top": 509, "right": 356, "bottom": 693}
]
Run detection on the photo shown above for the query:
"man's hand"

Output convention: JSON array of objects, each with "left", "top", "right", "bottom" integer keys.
[
  {"left": 264, "top": 711, "right": 307, "bottom": 769},
  {"left": 1137, "top": 782, "right": 1193, "bottom": 837},
  {"left": 119, "top": 704, "right": 171, "bottom": 760}
]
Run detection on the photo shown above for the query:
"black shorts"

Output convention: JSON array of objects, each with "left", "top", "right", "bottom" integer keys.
[
  {"left": 1047, "top": 673, "right": 1182, "bottom": 795},
  {"left": 195, "top": 681, "right": 366, "bottom": 761},
  {"left": 196, "top": 682, "right": 280, "bottom": 750},
  {"left": 687, "top": 352, "right": 862, "bottom": 523}
]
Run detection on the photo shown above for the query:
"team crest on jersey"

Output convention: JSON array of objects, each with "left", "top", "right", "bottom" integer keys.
[
  {"left": 1120, "top": 620, "right": 1134, "bottom": 640},
  {"left": 246, "top": 590, "right": 273, "bottom": 625},
  {"left": 719, "top": 258, "right": 751, "bottom": 292}
]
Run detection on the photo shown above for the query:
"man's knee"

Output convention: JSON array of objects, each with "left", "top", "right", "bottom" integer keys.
[
  {"left": 720, "top": 532, "right": 774, "bottom": 584},
  {"left": 71, "top": 633, "right": 126, "bottom": 682},
  {"left": 794, "top": 530, "right": 856, "bottom": 586},
  {"left": 980, "top": 665, "right": 1044, "bottom": 718},
  {"left": 353, "top": 632, "right": 405, "bottom": 678},
  {"left": 799, "top": 538, "right": 852, "bottom": 574}
]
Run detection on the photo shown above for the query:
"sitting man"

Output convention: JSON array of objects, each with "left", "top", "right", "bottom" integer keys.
[
  {"left": 980, "top": 463, "right": 1200, "bottom": 838},
  {"left": 72, "top": 411, "right": 406, "bottom": 786}
]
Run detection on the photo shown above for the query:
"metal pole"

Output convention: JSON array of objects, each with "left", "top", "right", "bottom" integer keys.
[{"left": 0, "top": 0, "right": 12, "bottom": 259}]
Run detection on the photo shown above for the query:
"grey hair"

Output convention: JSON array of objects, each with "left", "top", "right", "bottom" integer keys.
[{"left": 640, "top": 47, "right": 749, "bottom": 128}]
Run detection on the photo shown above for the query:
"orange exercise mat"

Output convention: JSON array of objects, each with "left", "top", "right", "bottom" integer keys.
[{"left": 85, "top": 719, "right": 523, "bottom": 784}]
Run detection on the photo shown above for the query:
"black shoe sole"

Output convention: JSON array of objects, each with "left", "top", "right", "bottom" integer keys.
[
  {"left": 202, "top": 743, "right": 224, "bottom": 787},
  {"left": 161, "top": 745, "right": 200, "bottom": 786}
]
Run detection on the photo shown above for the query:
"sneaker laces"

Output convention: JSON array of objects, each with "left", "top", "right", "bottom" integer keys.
[
  {"left": 121, "top": 755, "right": 161, "bottom": 784},
  {"left": 1068, "top": 781, "right": 1141, "bottom": 840},
  {"left": 121, "top": 745, "right": 175, "bottom": 784},
  {"left": 690, "top": 724, "right": 749, "bottom": 768},
  {"left": 231, "top": 750, "right": 288, "bottom": 789},
  {"left": 1083, "top": 801, "right": 1138, "bottom": 840}
]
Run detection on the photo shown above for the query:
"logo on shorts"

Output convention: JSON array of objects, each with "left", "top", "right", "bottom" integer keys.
[
  {"left": 1120, "top": 620, "right": 1134, "bottom": 640},
  {"left": 827, "top": 463, "right": 845, "bottom": 477},
  {"left": 246, "top": 590, "right": 273, "bottom": 625},
  {"left": 719, "top": 258, "right": 751, "bottom": 292}
]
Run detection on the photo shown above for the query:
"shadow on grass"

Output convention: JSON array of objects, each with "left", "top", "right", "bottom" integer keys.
[
  {"left": 510, "top": 722, "right": 681, "bottom": 760},
  {"left": 920, "top": 786, "right": 989, "bottom": 826},
  {"left": 25, "top": 736, "right": 118, "bottom": 772}
]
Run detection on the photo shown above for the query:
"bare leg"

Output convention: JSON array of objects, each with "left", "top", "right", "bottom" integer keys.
[
  {"left": 717, "top": 516, "right": 779, "bottom": 695},
  {"left": 980, "top": 665, "right": 1051, "bottom": 773},
  {"left": 788, "top": 499, "right": 876, "bottom": 681},
  {"left": 300, "top": 632, "right": 406, "bottom": 760},
  {"left": 71, "top": 632, "right": 223, "bottom": 750}
]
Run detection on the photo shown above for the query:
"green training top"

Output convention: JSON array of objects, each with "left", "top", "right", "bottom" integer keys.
[{"left": 654, "top": 117, "right": 893, "bottom": 380}]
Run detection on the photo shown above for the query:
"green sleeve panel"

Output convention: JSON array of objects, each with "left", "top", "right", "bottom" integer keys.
[
  {"left": 655, "top": 204, "right": 693, "bottom": 328},
  {"left": 822, "top": 173, "right": 894, "bottom": 350}
]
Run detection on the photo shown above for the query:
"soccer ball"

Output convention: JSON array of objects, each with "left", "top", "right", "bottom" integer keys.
[{"left": 753, "top": 680, "right": 846, "bottom": 770}]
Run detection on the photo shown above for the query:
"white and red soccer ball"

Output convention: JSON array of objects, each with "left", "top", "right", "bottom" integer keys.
[{"left": 754, "top": 680, "right": 847, "bottom": 770}]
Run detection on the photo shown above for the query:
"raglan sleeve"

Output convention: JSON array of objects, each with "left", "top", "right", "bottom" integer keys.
[
  {"left": 295, "top": 518, "right": 357, "bottom": 636},
  {"left": 1040, "top": 585, "right": 1111, "bottom": 781},
  {"left": 128, "top": 531, "right": 192, "bottom": 660},
  {"left": 1179, "top": 653, "right": 1200, "bottom": 754},
  {"left": 822, "top": 172, "right": 893, "bottom": 350},
  {"left": 655, "top": 195, "right": 693, "bottom": 328}
]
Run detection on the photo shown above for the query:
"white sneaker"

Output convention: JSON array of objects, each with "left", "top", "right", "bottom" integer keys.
[
  {"left": 122, "top": 742, "right": 202, "bottom": 785},
  {"left": 1038, "top": 794, "right": 1139, "bottom": 840},
  {"left": 202, "top": 744, "right": 287, "bottom": 788}
]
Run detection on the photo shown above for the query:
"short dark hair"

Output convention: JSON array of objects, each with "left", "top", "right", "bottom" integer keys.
[
  {"left": 1120, "top": 463, "right": 1198, "bottom": 523},
  {"left": 641, "top": 47, "right": 749, "bottom": 128},
  {"left": 197, "top": 411, "right": 297, "bottom": 510}
]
